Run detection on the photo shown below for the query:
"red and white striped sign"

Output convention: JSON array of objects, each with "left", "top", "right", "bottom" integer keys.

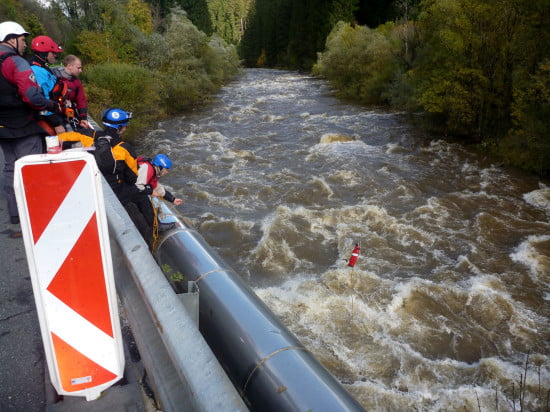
[{"left": 14, "top": 151, "right": 124, "bottom": 401}]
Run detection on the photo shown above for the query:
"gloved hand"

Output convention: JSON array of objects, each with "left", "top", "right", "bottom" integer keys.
[
  {"left": 46, "top": 100, "right": 63, "bottom": 115},
  {"left": 79, "top": 119, "right": 91, "bottom": 129}
]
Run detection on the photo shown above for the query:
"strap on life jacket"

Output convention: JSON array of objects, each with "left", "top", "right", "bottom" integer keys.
[
  {"left": 50, "top": 79, "right": 67, "bottom": 102},
  {"left": 137, "top": 156, "right": 152, "bottom": 165},
  {"left": 37, "top": 119, "right": 55, "bottom": 135}
]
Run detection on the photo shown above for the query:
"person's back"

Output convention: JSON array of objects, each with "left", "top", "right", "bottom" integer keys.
[
  {"left": 96, "top": 108, "right": 154, "bottom": 247},
  {"left": 63, "top": 110, "right": 139, "bottom": 196}
]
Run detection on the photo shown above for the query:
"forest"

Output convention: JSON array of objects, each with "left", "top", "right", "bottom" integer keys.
[{"left": 1, "top": 0, "right": 548, "bottom": 175}]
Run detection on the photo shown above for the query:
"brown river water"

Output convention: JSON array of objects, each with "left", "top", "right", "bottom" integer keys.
[{"left": 140, "top": 69, "right": 550, "bottom": 411}]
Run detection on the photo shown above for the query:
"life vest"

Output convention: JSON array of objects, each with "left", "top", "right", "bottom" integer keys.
[
  {"left": 137, "top": 156, "right": 159, "bottom": 189},
  {"left": 0, "top": 50, "right": 46, "bottom": 136},
  {"left": 0, "top": 51, "right": 31, "bottom": 129},
  {"left": 0, "top": 50, "right": 23, "bottom": 109}
]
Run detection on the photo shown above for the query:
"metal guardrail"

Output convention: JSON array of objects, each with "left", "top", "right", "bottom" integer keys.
[{"left": 102, "top": 179, "right": 248, "bottom": 411}]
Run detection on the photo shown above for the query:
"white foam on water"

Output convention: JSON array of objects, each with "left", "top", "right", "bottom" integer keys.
[
  {"left": 307, "top": 137, "right": 376, "bottom": 160},
  {"left": 510, "top": 234, "right": 550, "bottom": 281},
  {"left": 384, "top": 142, "right": 409, "bottom": 154},
  {"left": 523, "top": 184, "right": 550, "bottom": 216},
  {"left": 255, "top": 269, "right": 550, "bottom": 411},
  {"left": 325, "top": 169, "right": 363, "bottom": 187}
]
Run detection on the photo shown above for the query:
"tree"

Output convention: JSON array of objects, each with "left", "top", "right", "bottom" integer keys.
[
  {"left": 208, "top": 0, "right": 253, "bottom": 44},
  {"left": 314, "top": 21, "right": 406, "bottom": 104},
  {"left": 408, "top": 0, "right": 515, "bottom": 137},
  {"left": 240, "top": 0, "right": 360, "bottom": 69},
  {"left": 177, "top": 0, "right": 213, "bottom": 35},
  {"left": 127, "top": 0, "right": 154, "bottom": 34}
]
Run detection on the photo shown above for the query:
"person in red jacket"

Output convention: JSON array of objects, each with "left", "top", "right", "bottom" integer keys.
[
  {"left": 135, "top": 154, "right": 183, "bottom": 236},
  {"left": 0, "top": 21, "right": 61, "bottom": 224},
  {"left": 136, "top": 154, "right": 183, "bottom": 206},
  {"left": 52, "top": 54, "right": 91, "bottom": 129}
]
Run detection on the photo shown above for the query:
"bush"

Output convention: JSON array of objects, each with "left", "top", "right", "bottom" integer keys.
[
  {"left": 499, "top": 59, "right": 550, "bottom": 175},
  {"left": 313, "top": 21, "right": 406, "bottom": 105},
  {"left": 82, "top": 63, "right": 163, "bottom": 141},
  {"left": 204, "top": 35, "right": 240, "bottom": 87},
  {"left": 81, "top": 16, "right": 241, "bottom": 133},
  {"left": 159, "top": 12, "right": 239, "bottom": 111}
]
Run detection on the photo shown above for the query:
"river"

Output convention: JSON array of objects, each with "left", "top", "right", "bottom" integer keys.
[{"left": 140, "top": 69, "right": 550, "bottom": 411}]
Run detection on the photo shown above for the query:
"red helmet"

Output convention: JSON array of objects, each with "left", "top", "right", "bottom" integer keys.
[{"left": 31, "top": 35, "right": 63, "bottom": 53}]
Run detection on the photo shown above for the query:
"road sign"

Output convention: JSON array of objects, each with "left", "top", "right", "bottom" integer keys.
[{"left": 14, "top": 151, "right": 124, "bottom": 401}]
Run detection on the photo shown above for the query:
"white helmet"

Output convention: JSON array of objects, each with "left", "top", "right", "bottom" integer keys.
[{"left": 0, "top": 21, "right": 29, "bottom": 42}]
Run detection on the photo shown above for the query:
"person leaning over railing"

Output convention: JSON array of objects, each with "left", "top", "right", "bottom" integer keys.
[
  {"left": 136, "top": 154, "right": 184, "bottom": 206},
  {"left": 60, "top": 108, "right": 156, "bottom": 248}
]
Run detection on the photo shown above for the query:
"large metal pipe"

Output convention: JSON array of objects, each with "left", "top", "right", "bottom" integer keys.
[{"left": 154, "top": 203, "right": 365, "bottom": 411}]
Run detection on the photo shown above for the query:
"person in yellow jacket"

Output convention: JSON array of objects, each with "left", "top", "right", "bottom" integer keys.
[
  {"left": 59, "top": 108, "right": 154, "bottom": 247},
  {"left": 59, "top": 108, "right": 138, "bottom": 194}
]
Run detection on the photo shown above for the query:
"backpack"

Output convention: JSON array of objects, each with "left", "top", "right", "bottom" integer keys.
[{"left": 93, "top": 135, "right": 117, "bottom": 175}]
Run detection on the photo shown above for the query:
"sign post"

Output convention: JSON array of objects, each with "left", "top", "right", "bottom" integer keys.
[{"left": 14, "top": 151, "right": 124, "bottom": 401}]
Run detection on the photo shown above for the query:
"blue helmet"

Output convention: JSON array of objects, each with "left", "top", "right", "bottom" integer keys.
[
  {"left": 152, "top": 154, "right": 172, "bottom": 170},
  {"left": 102, "top": 108, "right": 132, "bottom": 128}
]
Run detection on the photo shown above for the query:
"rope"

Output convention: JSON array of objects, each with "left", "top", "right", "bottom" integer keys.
[
  {"left": 149, "top": 197, "right": 185, "bottom": 251},
  {"left": 151, "top": 197, "right": 160, "bottom": 251}
]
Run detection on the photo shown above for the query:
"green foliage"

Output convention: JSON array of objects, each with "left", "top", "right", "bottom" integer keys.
[
  {"left": 158, "top": 11, "right": 216, "bottom": 110},
  {"left": 203, "top": 35, "right": 240, "bottom": 86},
  {"left": 82, "top": 63, "right": 163, "bottom": 141},
  {"left": 126, "top": 0, "right": 154, "bottom": 34},
  {"left": 157, "top": 26, "right": 240, "bottom": 113},
  {"left": 413, "top": 67, "right": 489, "bottom": 136},
  {"left": 0, "top": 0, "right": 19, "bottom": 21},
  {"left": 239, "top": 0, "right": 292, "bottom": 67},
  {"left": 313, "top": 21, "right": 407, "bottom": 105},
  {"left": 77, "top": 31, "right": 120, "bottom": 64},
  {"left": 79, "top": 9, "right": 239, "bottom": 134},
  {"left": 0, "top": 0, "right": 44, "bottom": 41},
  {"left": 240, "top": 0, "right": 360, "bottom": 70},
  {"left": 161, "top": 264, "right": 185, "bottom": 282},
  {"left": 500, "top": 60, "right": 550, "bottom": 175},
  {"left": 147, "top": 0, "right": 252, "bottom": 43},
  {"left": 405, "top": 0, "right": 549, "bottom": 146},
  {"left": 329, "top": 0, "right": 359, "bottom": 27},
  {"left": 135, "top": 31, "right": 172, "bottom": 70},
  {"left": 208, "top": 0, "right": 252, "bottom": 44},
  {"left": 178, "top": 0, "right": 213, "bottom": 35}
]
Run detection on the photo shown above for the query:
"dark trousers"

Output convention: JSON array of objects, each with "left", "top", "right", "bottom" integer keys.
[
  {"left": 124, "top": 202, "right": 153, "bottom": 248},
  {"left": 113, "top": 183, "right": 155, "bottom": 248},
  {"left": 0, "top": 134, "right": 45, "bottom": 219}
]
